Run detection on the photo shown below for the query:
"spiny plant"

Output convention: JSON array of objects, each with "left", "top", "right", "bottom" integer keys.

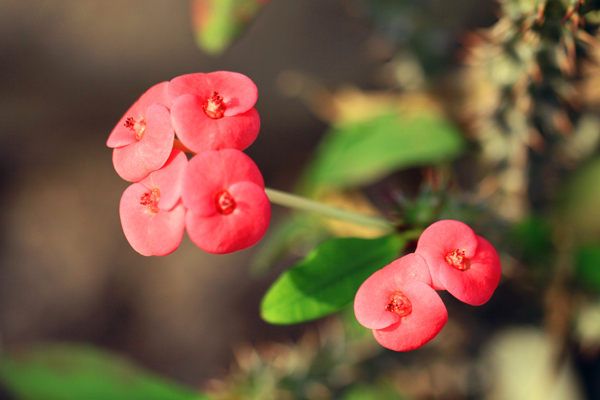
[{"left": 455, "top": 0, "right": 600, "bottom": 221}]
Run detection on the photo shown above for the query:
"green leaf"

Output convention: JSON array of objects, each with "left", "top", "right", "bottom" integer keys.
[
  {"left": 0, "top": 342, "right": 208, "bottom": 400},
  {"left": 301, "top": 112, "right": 464, "bottom": 191},
  {"left": 191, "top": 0, "right": 268, "bottom": 55},
  {"left": 261, "top": 235, "right": 405, "bottom": 325}
]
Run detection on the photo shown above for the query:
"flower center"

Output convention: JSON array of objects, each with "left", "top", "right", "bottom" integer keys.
[
  {"left": 124, "top": 117, "right": 147, "bottom": 141},
  {"left": 385, "top": 291, "right": 412, "bottom": 317},
  {"left": 446, "top": 248, "right": 470, "bottom": 271},
  {"left": 215, "top": 190, "right": 236, "bottom": 215},
  {"left": 140, "top": 188, "right": 160, "bottom": 214},
  {"left": 203, "top": 92, "right": 226, "bottom": 119}
]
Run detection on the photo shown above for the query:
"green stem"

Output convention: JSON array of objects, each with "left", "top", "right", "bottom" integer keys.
[{"left": 265, "top": 188, "right": 395, "bottom": 231}]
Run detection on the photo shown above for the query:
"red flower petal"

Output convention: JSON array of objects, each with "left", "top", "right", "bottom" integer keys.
[
  {"left": 119, "top": 183, "right": 186, "bottom": 256},
  {"left": 440, "top": 236, "right": 502, "bottom": 305},
  {"left": 107, "top": 82, "right": 170, "bottom": 148},
  {"left": 112, "top": 104, "right": 175, "bottom": 182},
  {"left": 185, "top": 181, "right": 270, "bottom": 254},
  {"left": 415, "top": 220, "right": 479, "bottom": 290},
  {"left": 171, "top": 94, "right": 260, "bottom": 153},
  {"left": 354, "top": 253, "right": 432, "bottom": 330},
  {"left": 168, "top": 71, "right": 258, "bottom": 116},
  {"left": 139, "top": 149, "right": 187, "bottom": 211},
  {"left": 372, "top": 280, "right": 448, "bottom": 351},
  {"left": 181, "top": 149, "right": 264, "bottom": 216}
]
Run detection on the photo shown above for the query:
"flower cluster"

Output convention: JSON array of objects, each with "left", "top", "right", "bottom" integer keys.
[
  {"left": 107, "top": 72, "right": 270, "bottom": 256},
  {"left": 354, "top": 220, "right": 501, "bottom": 351}
]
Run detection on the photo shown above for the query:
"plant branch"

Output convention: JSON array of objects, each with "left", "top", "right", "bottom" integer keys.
[{"left": 265, "top": 188, "right": 395, "bottom": 232}]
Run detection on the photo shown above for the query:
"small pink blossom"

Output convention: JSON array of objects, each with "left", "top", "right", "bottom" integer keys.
[
  {"left": 107, "top": 82, "right": 175, "bottom": 182},
  {"left": 119, "top": 149, "right": 188, "bottom": 256},
  {"left": 168, "top": 71, "right": 260, "bottom": 153},
  {"left": 354, "top": 253, "right": 448, "bottom": 351},
  {"left": 181, "top": 149, "right": 270, "bottom": 254},
  {"left": 415, "top": 220, "right": 502, "bottom": 305}
]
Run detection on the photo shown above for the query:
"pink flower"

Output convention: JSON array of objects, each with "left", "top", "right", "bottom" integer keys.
[
  {"left": 119, "top": 149, "right": 188, "bottom": 256},
  {"left": 354, "top": 253, "right": 448, "bottom": 351},
  {"left": 107, "top": 82, "right": 175, "bottom": 182},
  {"left": 415, "top": 220, "right": 502, "bottom": 305},
  {"left": 181, "top": 149, "right": 270, "bottom": 254},
  {"left": 168, "top": 71, "right": 260, "bottom": 153}
]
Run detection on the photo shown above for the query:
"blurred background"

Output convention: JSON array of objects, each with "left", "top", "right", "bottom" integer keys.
[
  {"left": 0, "top": 0, "right": 372, "bottom": 384},
  {"left": 3, "top": 0, "right": 600, "bottom": 399}
]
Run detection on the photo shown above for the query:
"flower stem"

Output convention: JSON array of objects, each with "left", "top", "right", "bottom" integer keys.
[{"left": 265, "top": 188, "right": 395, "bottom": 231}]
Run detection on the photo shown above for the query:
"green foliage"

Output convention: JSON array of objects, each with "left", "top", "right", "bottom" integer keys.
[
  {"left": 208, "top": 311, "right": 409, "bottom": 399},
  {"left": 261, "top": 235, "right": 405, "bottom": 324},
  {"left": 342, "top": 382, "right": 405, "bottom": 400},
  {"left": 301, "top": 112, "right": 464, "bottom": 191},
  {"left": 191, "top": 0, "right": 267, "bottom": 55},
  {"left": 510, "top": 214, "right": 554, "bottom": 263},
  {"left": 575, "top": 244, "right": 600, "bottom": 293},
  {"left": 559, "top": 157, "right": 600, "bottom": 241},
  {"left": 0, "top": 343, "right": 207, "bottom": 400}
]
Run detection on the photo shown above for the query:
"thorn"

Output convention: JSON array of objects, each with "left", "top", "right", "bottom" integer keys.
[
  {"left": 553, "top": 110, "right": 573, "bottom": 136},
  {"left": 572, "top": 13, "right": 580, "bottom": 35},
  {"left": 537, "top": 2, "right": 546, "bottom": 25},
  {"left": 577, "top": 30, "right": 599, "bottom": 47},
  {"left": 530, "top": 63, "right": 543, "bottom": 84},
  {"left": 562, "top": 5, "right": 575, "bottom": 25},
  {"left": 556, "top": 43, "right": 571, "bottom": 76},
  {"left": 527, "top": 128, "right": 547, "bottom": 153},
  {"left": 564, "top": 33, "right": 576, "bottom": 76}
]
